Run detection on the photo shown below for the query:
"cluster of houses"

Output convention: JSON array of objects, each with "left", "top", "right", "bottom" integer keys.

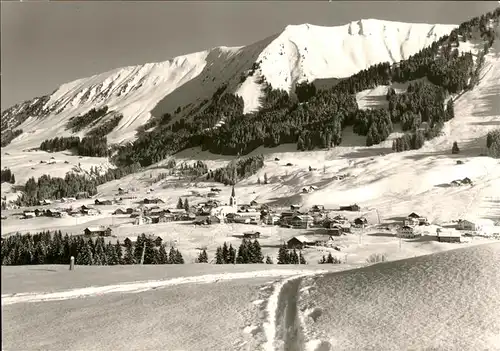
[
  {"left": 449, "top": 177, "right": 473, "bottom": 187},
  {"left": 23, "top": 205, "right": 101, "bottom": 219}
]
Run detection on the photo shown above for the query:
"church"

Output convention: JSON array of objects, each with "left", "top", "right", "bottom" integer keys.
[{"left": 209, "top": 186, "right": 238, "bottom": 219}]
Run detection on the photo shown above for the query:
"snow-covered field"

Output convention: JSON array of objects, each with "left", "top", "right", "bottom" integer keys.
[{"left": 297, "top": 242, "right": 500, "bottom": 350}]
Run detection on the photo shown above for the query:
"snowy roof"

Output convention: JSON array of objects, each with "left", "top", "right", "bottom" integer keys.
[
  {"left": 85, "top": 226, "right": 108, "bottom": 232},
  {"left": 461, "top": 218, "right": 495, "bottom": 226}
]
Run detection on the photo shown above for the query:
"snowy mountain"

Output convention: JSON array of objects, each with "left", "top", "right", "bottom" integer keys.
[{"left": 1, "top": 19, "right": 457, "bottom": 149}]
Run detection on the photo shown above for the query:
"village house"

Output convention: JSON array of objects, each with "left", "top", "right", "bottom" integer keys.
[
  {"left": 232, "top": 212, "right": 260, "bottom": 224},
  {"left": 38, "top": 199, "right": 53, "bottom": 206},
  {"left": 302, "top": 185, "right": 318, "bottom": 193},
  {"left": 404, "top": 212, "right": 429, "bottom": 226},
  {"left": 436, "top": 229, "right": 461, "bottom": 243},
  {"left": 61, "top": 197, "right": 76, "bottom": 203},
  {"left": 354, "top": 217, "right": 368, "bottom": 227},
  {"left": 250, "top": 200, "right": 259, "bottom": 207},
  {"left": 290, "top": 204, "right": 301, "bottom": 211},
  {"left": 193, "top": 215, "right": 220, "bottom": 225},
  {"left": 290, "top": 215, "right": 314, "bottom": 229},
  {"left": 328, "top": 225, "right": 343, "bottom": 236},
  {"left": 324, "top": 218, "right": 351, "bottom": 233},
  {"left": 457, "top": 218, "right": 494, "bottom": 232},
  {"left": 263, "top": 214, "right": 280, "bottom": 225},
  {"left": 312, "top": 213, "right": 326, "bottom": 225},
  {"left": 82, "top": 207, "right": 99, "bottom": 216},
  {"left": 23, "top": 211, "right": 36, "bottom": 219},
  {"left": 287, "top": 235, "right": 330, "bottom": 249},
  {"left": 113, "top": 208, "right": 126, "bottom": 215},
  {"left": 95, "top": 199, "right": 113, "bottom": 206},
  {"left": 83, "top": 226, "right": 112, "bottom": 237},
  {"left": 398, "top": 225, "right": 417, "bottom": 238},
  {"left": 311, "top": 205, "right": 325, "bottom": 212},
  {"left": 134, "top": 216, "right": 152, "bottom": 225},
  {"left": 76, "top": 191, "right": 89, "bottom": 199},
  {"left": 243, "top": 231, "right": 261, "bottom": 239},
  {"left": 339, "top": 204, "right": 360, "bottom": 212},
  {"left": 143, "top": 198, "right": 164, "bottom": 205}
]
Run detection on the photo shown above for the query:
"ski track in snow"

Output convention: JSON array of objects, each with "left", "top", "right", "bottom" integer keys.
[
  {"left": 1, "top": 269, "right": 326, "bottom": 306},
  {"left": 261, "top": 271, "right": 327, "bottom": 351}
]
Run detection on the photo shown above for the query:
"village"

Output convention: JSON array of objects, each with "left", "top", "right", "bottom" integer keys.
[{"left": 2, "top": 182, "right": 499, "bottom": 263}]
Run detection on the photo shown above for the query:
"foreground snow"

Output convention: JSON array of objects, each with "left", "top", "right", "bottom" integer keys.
[{"left": 1, "top": 269, "right": 326, "bottom": 306}]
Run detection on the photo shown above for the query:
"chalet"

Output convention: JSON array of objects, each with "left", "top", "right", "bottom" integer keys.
[
  {"left": 291, "top": 215, "right": 314, "bottom": 229},
  {"left": 34, "top": 208, "right": 44, "bottom": 217},
  {"left": 354, "top": 217, "right": 368, "bottom": 227},
  {"left": 328, "top": 225, "right": 343, "bottom": 236},
  {"left": 148, "top": 208, "right": 166, "bottom": 217},
  {"left": 436, "top": 230, "right": 461, "bottom": 243},
  {"left": 207, "top": 192, "right": 218, "bottom": 198},
  {"left": 126, "top": 208, "right": 134, "bottom": 214},
  {"left": 95, "top": 199, "right": 113, "bottom": 206},
  {"left": 243, "top": 231, "right": 261, "bottom": 239},
  {"left": 324, "top": 219, "right": 351, "bottom": 233},
  {"left": 457, "top": 218, "right": 494, "bottom": 232},
  {"left": 450, "top": 180, "right": 461, "bottom": 187},
  {"left": 82, "top": 208, "right": 99, "bottom": 216},
  {"left": 311, "top": 205, "right": 325, "bottom": 212},
  {"left": 290, "top": 204, "right": 301, "bottom": 211},
  {"left": 113, "top": 208, "right": 126, "bottom": 215},
  {"left": 130, "top": 212, "right": 142, "bottom": 218},
  {"left": 250, "top": 200, "right": 259, "bottom": 207},
  {"left": 23, "top": 211, "right": 36, "bottom": 219},
  {"left": 76, "top": 191, "right": 89, "bottom": 199},
  {"left": 194, "top": 215, "right": 220, "bottom": 225},
  {"left": 404, "top": 213, "right": 428, "bottom": 226},
  {"left": 263, "top": 214, "right": 280, "bottom": 225},
  {"left": 312, "top": 214, "right": 326, "bottom": 225},
  {"left": 461, "top": 177, "right": 473, "bottom": 185},
  {"left": 134, "top": 216, "right": 152, "bottom": 225},
  {"left": 238, "top": 204, "right": 252, "bottom": 212},
  {"left": 210, "top": 187, "right": 222, "bottom": 192},
  {"left": 398, "top": 225, "right": 417, "bottom": 238},
  {"left": 53, "top": 211, "right": 68, "bottom": 218},
  {"left": 143, "top": 198, "right": 164, "bottom": 205},
  {"left": 232, "top": 212, "right": 259, "bottom": 224},
  {"left": 302, "top": 185, "right": 318, "bottom": 193},
  {"left": 339, "top": 204, "right": 360, "bottom": 212},
  {"left": 38, "top": 199, "right": 53, "bottom": 206},
  {"left": 61, "top": 197, "right": 76, "bottom": 203},
  {"left": 287, "top": 235, "right": 329, "bottom": 249},
  {"left": 117, "top": 187, "right": 127, "bottom": 195},
  {"left": 83, "top": 226, "right": 112, "bottom": 237}
]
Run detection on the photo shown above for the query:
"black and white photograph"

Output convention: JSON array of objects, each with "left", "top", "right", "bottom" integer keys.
[{"left": 1, "top": 1, "right": 500, "bottom": 350}]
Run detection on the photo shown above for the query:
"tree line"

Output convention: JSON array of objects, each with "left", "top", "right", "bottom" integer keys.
[
  {"left": 487, "top": 129, "right": 500, "bottom": 158},
  {"left": 1, "top": 129, "right": 23, "bottom": 147},
  {"left": 15, "top": 162, "right": 141, "bottom": 206},
  {"left": 206, "top": 155, "right": 265, "bottom": 185},
  {"left": 66, "top": 106, "right": 109, "bottom": 133},
  {"left": 86, "top": 113, "right": 123, "bottom": 138},
  {"left": 39, "top": 135, "right": 109, "bottom": 157},
  {"left": 1, "top": 231, "right": 184, "bottom": 266},
  {"left": 1, "top": 168, "right": 15, "bottom": 184}
]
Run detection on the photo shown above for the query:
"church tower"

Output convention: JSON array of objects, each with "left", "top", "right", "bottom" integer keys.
[{"left": 229, "top": 186, "right": 237, "bottom": 208}]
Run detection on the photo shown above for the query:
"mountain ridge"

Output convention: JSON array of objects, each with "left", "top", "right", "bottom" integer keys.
[{"left": 1, "top": 19, "right": 458, "bottom": 148}]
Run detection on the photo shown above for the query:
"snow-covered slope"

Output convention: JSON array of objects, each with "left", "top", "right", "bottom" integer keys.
[{"left": 1, "top": 19, "right": 457, "bottom": 149}]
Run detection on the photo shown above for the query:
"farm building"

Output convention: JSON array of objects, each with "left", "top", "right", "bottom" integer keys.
[
  {"left": 82, "top": 208, "right": 99, "bottom": 216},
  {"left": 311, "top": 205, "right": 325, "bottom": 212},
  {"left": 263, "top": 214, "right": 280, "bottom": 225},
  {"left": 84, "top": 226, "right": 112, "bottom": 237},
  {"left": 113, "top": 208, "right": 126, "bottom": 215},
  {"left": 302, "top": 185, "right": 318, "bottom": 193},
  {"left": 287, "top": 235, "right": 330, "bottom": 249},
  {"left": 38, "top": 199, "right": 53, "bottom": 206},
  {"left": 95, "top": 199, "right": 113, "bottom": 206},
  {"left": 398, "top": 225, "right": 417, "bottom": 238},
  {"left": 457, "top": 218, "right": 494, "bottom": 232},
  {"left": 243, "top": 231, "right": 261, "bottom": 239},
  {"left": 339, "top": 204, "right": 360, "bottom": 212},
  {"left": 134, "top": 216, "right": 152, "bottom": 225},
  {"left": 354, "top": 217, "right": 368, "bottom": 227},
  {"left": 290, "top": 215, "right": 314, "bottom": 229},
  {"left": 23, "top": 211, "right": 36, "bottom": 219},
  {"left": 405, "top": 213, "right": 428, "bottom": 226},
  {"left": 328, "top": 225, "right": 343, "bottom": 236},
  {"left": 143, "top": 198, "right": 164, "bottom": 204},
  {"left": 436, "top": 230, "right": 461, "bottom": 243}
]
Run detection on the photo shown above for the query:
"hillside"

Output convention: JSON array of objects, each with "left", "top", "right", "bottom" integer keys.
[
  {"left": 1, "top": 19, "right": 457, "bottom": 150},
  {"left": 299, "top": 243, "right": 500, "bottom": 350}
]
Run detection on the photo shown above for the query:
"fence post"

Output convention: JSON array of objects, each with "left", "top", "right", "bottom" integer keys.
[{"left": 69, "top": 256, "right": 75, "bottom": 270}]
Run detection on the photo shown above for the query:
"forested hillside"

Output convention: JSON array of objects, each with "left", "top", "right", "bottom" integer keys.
[{"left": 114, "top": 8, "right": 500, "bottom": 167}]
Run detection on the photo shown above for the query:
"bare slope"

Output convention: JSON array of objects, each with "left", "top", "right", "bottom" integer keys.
[
  {"left": 298, "top": 243, "right": 500, "bottom": 350},
  {"left": 1, "top": 20, "right": 456, "bottom": 150}
]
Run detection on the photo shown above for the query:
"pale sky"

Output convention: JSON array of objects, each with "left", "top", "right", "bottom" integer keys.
[{"left": 1, "top": 1, "right": 498, "bottom": 110}]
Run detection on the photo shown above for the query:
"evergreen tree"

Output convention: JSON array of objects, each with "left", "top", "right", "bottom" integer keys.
[
  {"left": 452, "top": 141, "right": 460, "bottom": 154},
  {"left": 258, "top": 177, "right": 261, "bottom": 185},
  {"left": 177, "top": 198, "right": 184, "bottom": 209},
  {"left": 168, "top": 246, "right": 177, "bottom": 264},
  {"left": 123, "top": 237, "right": 135, "bottom": 264},
  {"left": 264, "top": 173, "right": 269, "bottom": 184},
  {"left": 114, "top": 240, "right": 123, "bottom": 264},
  {"left": 197, "top": 249, "right": 208, "bottom": 263},
  {"left": 158, "top": 245, "right": 169, "bottom": 264},
  {"left": 143, "top": 236, "right": 156, "bottom": 264},
  {"left": 290, "top": 249, "right": 299, "bottom": 264},
  {"left": 173, "top": 249, "right": 184, "bottom": 264},
  {"left": 222, "top": 242, "right": 229, "bottom": 264},
  {"left": 94, "top": 238, "right": 106, "bottom": 265},
  {"left": 105, "top": 242, "right": 119, "bottom": 265},
  {"left": 299, "top": 251, "right": 306, "bottom": 264},
  {"left": 326, "top": 253, "right": 335, "bottom": 264},
  {"left": 265, "top": 255, "right": 273, "bottom": 264},
  {"left": 277, "top": 244, "right": 290, "bottom": 264},
  {"left": 183, "top": 198, "right": 190, "bottom": 212},
  {"left": 77, "top": 241, "right": 93, "bottom": 265},
  {"left": 228, "top": 244, "right": 236, "bottom": 264},
  {"left": 134, "top": 234, "right": 146, "bottom": 263},
  {"left": 252, "top": 239, "right": 264, "bottom": 263},
  {"left": 215, "top": 247, "right": 224, "bottom": 264},
  {"left": 319, "top": 255, "right": 326, "bottom": 264},
  {"left": 236, "top": 239, "right": 250, "bottom": 263}
]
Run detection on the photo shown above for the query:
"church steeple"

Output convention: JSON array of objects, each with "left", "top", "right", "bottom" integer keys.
[{"left": 229, "top": 186, "right": 237, "bottom": 207}]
